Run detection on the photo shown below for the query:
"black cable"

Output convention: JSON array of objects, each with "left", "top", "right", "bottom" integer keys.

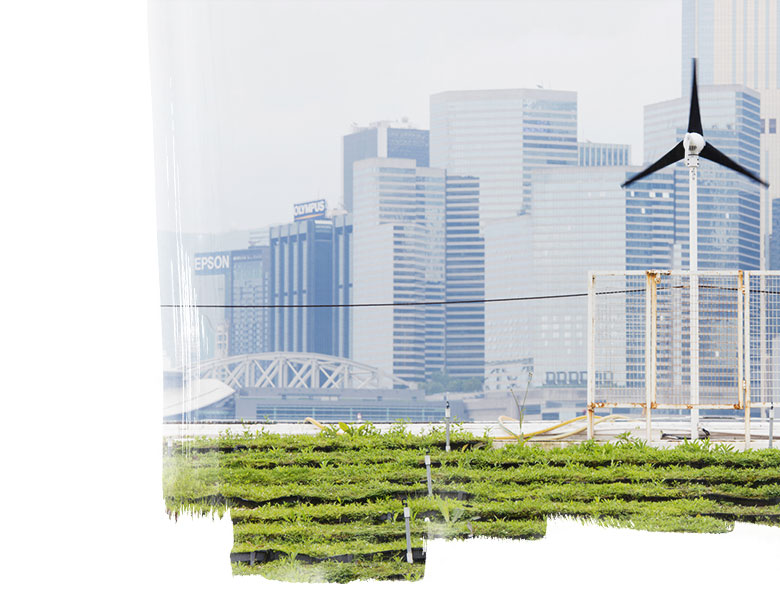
[
  {"left": 161, "top": 291, "right": 590, "bottom": 309},
  {"left": 160, "top": 283, "right": 776, "bottom": 310}
]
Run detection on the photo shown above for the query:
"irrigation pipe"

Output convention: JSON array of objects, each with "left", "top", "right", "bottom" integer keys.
[
  {"left": 304, "top": 417, "right": 329, "bottom": 430},
  {"left": 494, "top": 414, "right": 626, "bottom": 442}
]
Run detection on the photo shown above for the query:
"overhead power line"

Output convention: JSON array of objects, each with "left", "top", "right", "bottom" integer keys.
[
  {"left": 160, "top": 283, "right": 780, "bottom": 310},
  {"left": 162, "top": 291, "right": 594, "bottom": 309}
]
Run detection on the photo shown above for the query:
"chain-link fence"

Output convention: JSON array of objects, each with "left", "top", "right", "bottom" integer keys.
[{"left": 588, "top": 270, "right": 778, "bottom": 441}]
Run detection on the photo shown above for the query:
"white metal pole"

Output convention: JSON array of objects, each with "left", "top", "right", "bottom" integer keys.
[
  {"left": 744, "top": 272, "right": 752, "bottom": 446},
  {"left": 760, "top": 274, "right": 767, "bottom": 422},
  {"left": 688, "top": 156, "right": 700, "bottom": 441},
  {"left": 645, "top": 272, "right": 653, "bottom": 443},
  {"left": 587, "top": 273, "right": 596, "bottom": 440},
  {"left": 403, "top": 501, "right": 413, "bottom": 563}
]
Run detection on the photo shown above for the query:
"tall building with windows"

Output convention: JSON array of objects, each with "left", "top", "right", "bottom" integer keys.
[
  {"left": 430, "top": 88, "right": 578, "bottom": 223},
  {"left": 445, "top": 175, "right": 485, "bottom": 380},
  {"left": 682, "top": 0, "right": 780, "bottom": 265},
  {"left": 269, "top": 213, "right": 352, "bottom": 358},
  {"left": 644, "top": 85, "right": 762, "bottom": 269},
  {"left": 331, "top": 213, "right": 353, "bottom": 358},
  {"left": 342, "top": 121, "right": 429, "bottom": 212},
  {"left": 351, "top": 158, "right": 446, "bottom": 384},
  {"left": 483, "top": 165, "right": 676, "bottom": 392},
  {"left": 193, "top": 246, "right": 271, "bottom": 359},
  {"left": 228, "top": 248, "right": 271, "bottom": 356},
  {"left": 577, "top": 141, "right": 631, "bottom": 167}
]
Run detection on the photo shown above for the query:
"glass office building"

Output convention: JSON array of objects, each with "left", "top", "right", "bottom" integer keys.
[
  {"left": 266, "top": 214, "right": 352, "bottom": 358},
  {"left": 269, "top": 220, "right": 334, "bottom": 356},
  {"left": 430, "top": 88, "right": 578, "bottom": 224},
  {"left": 485, "top": 167, "right": 636, "bottom": 389},
  {"left": 682, "top": 0, "right": 780, "bottom": 264},
  {"left": 644, "top": 85, "right": 762, "bottom": 269},
  {"left": 342, "top": 121, "right": 429, "bottom": 212},
  {"left": 331, "top": 213, "right": 352, "bottom": 358},
  {"left": 445, "top": 175, "right": 485, "bottom": 380},
  {"left": 351, "top": 158, "right": 445, "bottom": 384},
  {"left": 228, "top": 248, "right": 271, "bottom": 356},
  {"left": 193, "top": 246, "right": 271, "bottom": 359}
]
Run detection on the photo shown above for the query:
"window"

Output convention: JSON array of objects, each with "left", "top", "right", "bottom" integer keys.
[{"left": 771, "top": 119, "right": 777, "bottom": 134}]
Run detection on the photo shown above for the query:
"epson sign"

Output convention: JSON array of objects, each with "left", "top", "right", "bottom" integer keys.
[
  {"left": 294, "top": 199, "right": 327, "bottom": 221},
  {"left": 194, "top": 253, "right": 230, "bottom": 274}
]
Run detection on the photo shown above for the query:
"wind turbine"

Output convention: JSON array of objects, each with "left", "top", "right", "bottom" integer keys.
[{"left": 622, "top": 58, "right": 768, "bottom": 440}]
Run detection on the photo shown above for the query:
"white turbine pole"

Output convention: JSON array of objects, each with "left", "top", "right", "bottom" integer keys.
[{"left": 687, "top": 153, "right": 700, "bottom": 440}]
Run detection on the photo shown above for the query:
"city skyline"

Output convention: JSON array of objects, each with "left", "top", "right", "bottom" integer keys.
[{"left": 150, "top": 0, "right": 681, "bottom": 234}]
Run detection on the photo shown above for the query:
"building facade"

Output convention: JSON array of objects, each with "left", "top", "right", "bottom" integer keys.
[
  {"left": 577, "top": 141, "right": 631, "bottom": 167},
  {"left": 342, "top": 121, "right": 430, "bottom": 212},
  {"left": 682, "top": 0, "right": 780, "bottom": 265},
  {"left": 644, "top": 85, "right": 762, "bottom": 269},
  {"left": 331, "top": 213, "right": 353, "bottom": 358},
  {"left": 484, "top": 167, "right": 635, "bottom": 390},
  {"left": 269, "top": 219, "right": 339, "bottom": 356},
  {"left": 430, "top": 88, "right": 578, "bottom": 224},
  {"left": 351, "top": 157, "right": 446, "bottom": 384},
  {"left": 193, "top": 247, "right": 271, "bottom": 359},
  {"left": 444, "top": 175, "right": 485, "bottom": 380}
]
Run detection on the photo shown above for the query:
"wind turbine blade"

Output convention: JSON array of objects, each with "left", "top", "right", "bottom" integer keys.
[
  {"left": 687, "top": 58, "right": 703, "bottom": 135},
  {"left": 699, "top": 143, "right": 768, "bottom": 187},
  {"left": 621, "top": 141, "right": 685, "bottom": 188}
]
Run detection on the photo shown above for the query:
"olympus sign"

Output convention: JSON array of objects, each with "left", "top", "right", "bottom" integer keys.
[
  {"left": 294, "top": 199, "right": 327, "bottom": 221},
  {"left": 194, "top": 253, "right": 230, "bottom": 273}
]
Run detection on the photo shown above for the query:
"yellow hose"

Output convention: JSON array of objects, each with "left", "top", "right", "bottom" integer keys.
[
  {"left": 304, "top": 416, "right": 330, "bottom": 431},
  {"left": 494, "top": 414, "right": 624, "bottom": 441}
]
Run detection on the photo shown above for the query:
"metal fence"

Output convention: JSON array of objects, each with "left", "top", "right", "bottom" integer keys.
[{"left": 588, "top": 270, "right": 779, "bottom": 442}]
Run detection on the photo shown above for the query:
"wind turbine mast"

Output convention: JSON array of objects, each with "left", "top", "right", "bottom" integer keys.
[{"left": 622, "top": 59, "right": 767, "bottom": 441}]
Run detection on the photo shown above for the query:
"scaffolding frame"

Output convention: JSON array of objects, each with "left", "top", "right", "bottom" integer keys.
[{"left": 587, "top": 270, "right": 778, "bottom": 443}]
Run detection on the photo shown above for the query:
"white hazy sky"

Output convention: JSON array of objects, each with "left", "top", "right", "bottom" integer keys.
[{"left": 150, "top": 0, "right": 682, "bottom": 233}]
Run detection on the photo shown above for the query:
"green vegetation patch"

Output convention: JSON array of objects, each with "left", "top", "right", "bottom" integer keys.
[{"left": 164, "top": 427, "right": 780, "bottom": 583}]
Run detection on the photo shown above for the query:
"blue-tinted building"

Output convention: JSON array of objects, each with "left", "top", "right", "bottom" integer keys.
[
  {"left": 193, "top": 247, "right": 271, "bottom": 358},
  {"left": 269, "top": 219, "right": 334, "bottom": 356},
  {"left": 771, "top": 198, "right": 780, "bottom": 269},
  {"left": 229, "top": 248, "right": 271, "bottom": 356},
  {"left": 331, "top": 213, "right": 352, "bottom": 358},
  {"left": 342, "top": 121, "right": 430, "bottom": 212},
  {"left": 268, "top": 214, "right": 352, "bottom": 358},
  {"left": 644, "top": 85, "right": 762, "bottom": 270},
  {"left": 445, "top": 175, "right": 485, "bottom": 380},
  {"left": 681, "top": 0, "right": 780, "bottom": 266}
]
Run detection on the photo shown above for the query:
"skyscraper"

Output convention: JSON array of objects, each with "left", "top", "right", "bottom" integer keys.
[
  {"left": 445, "top": 175, "right": 485, "bottom": 380},
  {"left": 351, "top": 157, "right": 445, "bottom": 384},
  {"left": 682, "top": 0, "right": 780, "bottom": 265},
  {"left": 644, "top": 85, "right": 762, "bottom": 269},
  {"left": 331, "top": 213, "right": 353, "bottom": 358},
  {"left": 342, "top": 121, "right": 429, "bottom": 212},
  {"left": 430, "top": 88, "right": 578, "bottom": 223},
  {"left": 193, "top": 246, "right": 271, "bottom": 359},
  {"left": 228, "top": 247, "right": 271, "bottom": 356},
  {"left": 269, "top": 218, "right": 336, "bottom": 356},
  {"left": 485, "top": 166, "right": 641, "bottom": 389}
]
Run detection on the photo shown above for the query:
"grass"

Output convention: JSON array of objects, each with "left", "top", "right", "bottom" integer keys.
[{"left": 163, "top": 428, "right": 780, "bottom": 583}]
